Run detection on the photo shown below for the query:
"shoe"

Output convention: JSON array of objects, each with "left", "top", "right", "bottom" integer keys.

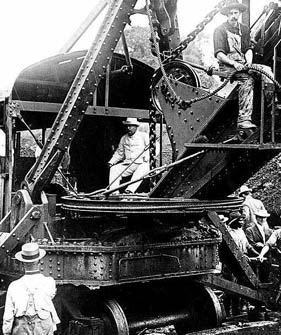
[{"left": 237, "top": 120, "right": 257, "bottom": 129}]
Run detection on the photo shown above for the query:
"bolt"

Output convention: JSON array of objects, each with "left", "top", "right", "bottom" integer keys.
[
  {"left": 30, "top": 210, "right": 41, "bottom": 220},
  {"left": 14, "top": 194, "right": 21, "bottom": 205}
]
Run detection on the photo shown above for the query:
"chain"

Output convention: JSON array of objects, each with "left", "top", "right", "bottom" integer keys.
[
  {"left": 147, "top": 0, "right": 228, "bottom": 108},
  {"left": 148, "top": 1, "right": 281, "bottom": 109},
  {"left": 149, "top": 107, "right": 157, "bottom": 189},
  {"left": 160, "top": 65, "right": 281, "bottom": 110},
  {"left": 146, "top": 0, "right": 181, "bottom": 104},
  {"left": 168, "top": 0, "right": 227, "bottom": 60}
]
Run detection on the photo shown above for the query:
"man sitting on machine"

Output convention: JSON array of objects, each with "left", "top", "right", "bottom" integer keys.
[
  {"left": 213, "top": 0, "right": 273, "bottom": 133},
  {"left": 108, "top": 118, "right": 150, "bottom": 194}
]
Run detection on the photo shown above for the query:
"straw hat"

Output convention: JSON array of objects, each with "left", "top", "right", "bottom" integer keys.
[
  {"left": 15, "top": 242, "right": 46, "bottom": 263},
  {"left": 239, "top": 185, "right": 252, "bottom": 196},
  {"left": 255, "top": 209, "right": 270, "bottom": 218},
  {"left": 220, "top": 0, "right": 247, "bottom": 16},
  {"left": 122, "top": 118, "right": 140, "bottom": 126}
]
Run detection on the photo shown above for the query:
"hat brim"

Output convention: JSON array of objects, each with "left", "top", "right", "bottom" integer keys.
[
  {"left": 122, "top": 122, "right": 140, "bottom": 126},
  {"left": 256, "top": 213, "right": 270, "bottom": 218},
  {"left": 239, "top": 189, "right": 252, "bottom": 196},
  {"left": 15, "top": 249, "right": 46, "bottom": 263},
  {"left": 220, "top": 3, "right": 247, "bottom": 15}
]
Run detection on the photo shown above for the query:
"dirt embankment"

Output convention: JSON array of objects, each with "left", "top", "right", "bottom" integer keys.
[{"left": 244, "top": 153, "right": 281, "bottom": 226}]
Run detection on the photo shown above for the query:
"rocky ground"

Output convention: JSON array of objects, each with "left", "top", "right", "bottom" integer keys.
[{"left": 244, "top": 153, "right": 281, "bottom": 226}]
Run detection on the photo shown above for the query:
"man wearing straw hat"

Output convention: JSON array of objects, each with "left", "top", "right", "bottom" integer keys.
[
  {"left": 108, "top": 117, "right": 150, "bottom": 194},
  {"left": 2, "top": 242, "right": 60, "bottom": 335},
  {"left": 245, "top": 209, "right": 272, "bottom": 253},
  {"left": 213, "top": 0, "right": 273, "bottom": 131},
  {"left": 239, "top": 185, "right": 266, "bottom": 229}
]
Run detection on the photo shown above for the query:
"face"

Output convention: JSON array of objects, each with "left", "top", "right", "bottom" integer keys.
[
  {"left": 127, "top": 125, "right": 138, "bottom": 136},
  {"left": 256, "top": 216, "right": 267, "bottom": 225},
  {"left": 227, "top": 8, "right": 241, "bottom": 26},
  {"left": 241, "top": 191, "right": 250, "bottom": 198}
]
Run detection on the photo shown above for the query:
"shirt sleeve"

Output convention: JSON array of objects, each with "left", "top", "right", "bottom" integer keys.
[
  {"left": 265, "top": 230, "right": 279, "bottom": 247},
  {"left": 45, "top": 277, "right": 57, "bottom": 299},
  {"left": 2, "top": 285, "right": 15, "bottom": 335},
  {"left": 242, "top": 205, "right": 250, "bottom": 222},
  {"left": 142, "top": 133, "right": 149, "bottom": 162},
  {"left": 109, "top": 136, "right": 125, "bottom": 165},
  {"left": 213, "top": 25, "right": 227, "bottom": 58}
]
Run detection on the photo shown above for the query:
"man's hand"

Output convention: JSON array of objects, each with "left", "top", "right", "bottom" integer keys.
[
  {"left": 255, "top": 242, "right": 264, "bottom": 248},
  {"left": 232, "top": 61, "right": 246, "bottom": 71}
]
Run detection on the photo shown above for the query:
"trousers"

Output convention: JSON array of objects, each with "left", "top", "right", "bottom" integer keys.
[
  {"left": 109, "top": 161, "right": 150, "bottom": 193},
  {"left": 12, "top": 315, "right": 53, "bottom": 335},
  {"left": 221, "top": 63, "right": 273, "bottom": 125}
]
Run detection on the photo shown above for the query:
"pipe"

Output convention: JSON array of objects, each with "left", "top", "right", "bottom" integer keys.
[{"left": 129, "top": 311, "right": 190, "bottom": 331}]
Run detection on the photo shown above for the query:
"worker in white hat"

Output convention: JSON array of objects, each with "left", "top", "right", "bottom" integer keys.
[
  {"left": 108, "top": 118, "right": 150, "bottom": 194},
  {"left": 2, "top": 242, "right": 60, "bottom": 335},
  {"left": 245, "top": 209, "right": 272, "bottom": 253},
  {"left": 239, "top": 185, "right": 266, "bottom": 230}
]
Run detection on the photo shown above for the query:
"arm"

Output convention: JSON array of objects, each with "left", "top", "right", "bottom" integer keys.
[
  {"left": 46, "top": 277, "right": 57, "bottom": 299},
  {"left": 214, "top": 25, "right": 245, "bottom": 71},
  {"left": 245, "top": 49, "right": 253, "bottom": 66},
  {"left": 242, "top": 205, "right": 250, "bottom": 222},
  {"left": 142, "top": 133, "right": 150, "bottom": 162},
  {"left": 245, "top": 229, "right": 263, "bottom": 249},
  {"left": 258, "top": 245, "right": 270, "bottom": 262},
  {"left": 242, "top": 24, "right": 253, "bottom": 66},
  {"left": 216, "top": 52, "right": 245, "bottom": 71},
  {"left": 108, "top": 136, "right": 125, "bottom": 166},
  {"left": 258, "top": 231, "right": 279, "bottom": 262},
  {"left": 2, "top": 287, "right": 15, "bottom": 335},
  {"left": 246, "top": 241, "right": 259, "bottom": 256}
]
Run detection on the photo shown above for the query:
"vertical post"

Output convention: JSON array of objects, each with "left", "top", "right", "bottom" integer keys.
[
  {"left": 4, "top": 99, "right": 13, "bottom": 215},
  {"left": 149, "top": 108, "right": 157, "bottom": 189},
  {"left": 242, "top": 0, "right": 250, "bottom": 27},
  {"left": 260, "top": 79, "right": 265, "bottom": 145},
  {"left": 42, "top": 128, "right": 46, "bottom": 145},
  {"left": 105, "top": 63, "right": 110, "bottom": 114},
  {"left": 159, "top": 113, "right": 163, "bottom": 167}
]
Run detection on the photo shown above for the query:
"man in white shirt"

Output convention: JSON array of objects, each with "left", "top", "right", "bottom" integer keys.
[
  {"left": 2, "top": 243, "right": 60, "bottom": 335},
  {"left": 108, "top": 118, "right": 150, "bottom": 194},
  {"left": 239, "top": 185, "right": 266, "bottom": 229}
]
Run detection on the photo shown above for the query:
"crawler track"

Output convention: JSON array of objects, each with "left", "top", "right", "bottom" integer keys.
[{"left": 61, "top": 195, "right": 243, "bottom": 215}]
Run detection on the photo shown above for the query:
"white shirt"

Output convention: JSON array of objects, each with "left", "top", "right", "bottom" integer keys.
[
  {"left": 109, "top": 130, "right": 149, "bottom": 165},
  {"left": 3, "top": 273, "right": 60, "bottom": 335},
  {"left": 229, "top": 227, "right": 251, "bottom": 254},
  {"left": 242, "top": 195, "right": 265, "bottom": 226}
]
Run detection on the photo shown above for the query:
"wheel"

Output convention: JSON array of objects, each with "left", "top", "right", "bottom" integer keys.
[
  {"left": 174, "top": 285, "right": 224, "bottom": 334},
  {"left": 151, "top": 60, "right": 200, "bottom": 112},
  {"left": 101, "top": 299, "right": 129, "bottom": 335}
]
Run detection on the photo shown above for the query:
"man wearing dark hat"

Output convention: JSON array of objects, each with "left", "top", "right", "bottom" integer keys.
[
  {"left": 108, "top": 118, "right": 150, "bottom": 194},
  {"left": 228, "top": 212, "right": 259, "bottom": 256},
  {"left": 213, "top": 0, "right": 272, "bottom": 131},
  {"left": 2, "top": 243, "right": 60, "bottom": 335}
]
